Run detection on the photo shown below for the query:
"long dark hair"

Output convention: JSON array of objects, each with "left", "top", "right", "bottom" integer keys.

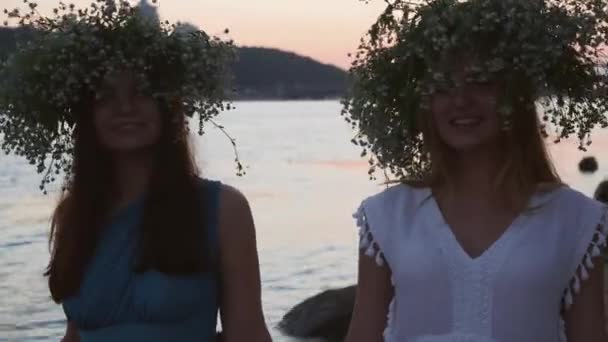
[{"left": 45, "top": 96, "right": 212, "bottom": 303}]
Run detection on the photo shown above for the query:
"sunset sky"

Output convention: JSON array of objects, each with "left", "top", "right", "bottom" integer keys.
[{"left": 3, "top": 0, "right": 388, "bottom": 69}]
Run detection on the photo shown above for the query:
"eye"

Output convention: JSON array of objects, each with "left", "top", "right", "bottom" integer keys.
[
  {"left": 434, "top": 87, "right": 449, "bottom": 96},
  {"left": 94, "top": 90, "right": 111, "bottom": 105}
]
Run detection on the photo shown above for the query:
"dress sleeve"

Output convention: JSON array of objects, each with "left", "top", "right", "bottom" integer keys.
[
  {"left": 562, "top": 201, "right": 608, "bottom": 309},
  {"left": 353, "top": 197, "right": 398, "bottom": 341},
  {"left": 354, "top": 202, "right": 386, "bottom": 267}
]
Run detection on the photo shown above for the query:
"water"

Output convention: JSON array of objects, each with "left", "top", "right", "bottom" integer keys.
[{"left": 1, "top": 100, "right": 607, "bottom": 341}]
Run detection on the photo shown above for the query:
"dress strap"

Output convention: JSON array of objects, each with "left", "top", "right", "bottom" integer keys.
[{"left": 201, "top": 179, "right": 222, "bottom": 255}]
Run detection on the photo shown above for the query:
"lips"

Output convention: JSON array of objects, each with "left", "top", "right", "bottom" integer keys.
[
  {"left": 111, "top": 121, "right": 145, "bottom": 130},
  {"left": 449, "top": 116, "right": 483, "bottom": 127}
]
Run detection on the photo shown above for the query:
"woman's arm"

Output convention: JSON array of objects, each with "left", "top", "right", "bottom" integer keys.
[
  {"left": 344, "top": 251, "right": 394, "bottom": 342},
  {"left": 61, "top": 321, "right": 80, "bottom": 342},
  {"left": 217, "top": 185, "right": 272, "bottom": 342},
  {"left": 564, "top": 256, "right": 607, "bottom": 342}
]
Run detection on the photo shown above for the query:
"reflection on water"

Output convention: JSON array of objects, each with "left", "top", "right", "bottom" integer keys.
[{"left": 1, "top": 101, "right": 607, "bottom": 341}]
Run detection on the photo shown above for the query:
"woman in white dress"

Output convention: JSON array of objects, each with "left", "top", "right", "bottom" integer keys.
[{"left": 342, "top": 1, "right": 608, "bottom": 341}]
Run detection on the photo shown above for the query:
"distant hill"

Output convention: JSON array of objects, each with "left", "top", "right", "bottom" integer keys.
[
  {"left": 233, "top": 47, "right": 347, "bottom": 100},
  {"left": 0, "top": 28, "right": 348, "bottom": 100}
]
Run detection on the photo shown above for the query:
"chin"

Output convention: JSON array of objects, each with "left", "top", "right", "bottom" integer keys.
[
  {"left": 445, "top": 138, "right": 496, "bottom": 153},
  {"left": 103, "top": 139, "right": 156, "bottom": 154},
  {"left": 108, "top": 145, "right": 153, "bottom": 153},
  {"left": 444, "top": 139, "right": 491, "bottom": 153}
]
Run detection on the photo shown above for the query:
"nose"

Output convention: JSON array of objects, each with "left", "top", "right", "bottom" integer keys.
[
  {"left": 116, "top": 95, "right": 133, "bottom": 115},
  {"left": 452, "top": 88, "right": 468, "bottom": 108}
]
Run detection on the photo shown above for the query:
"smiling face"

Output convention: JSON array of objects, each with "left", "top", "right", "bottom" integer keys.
[
  {"left": 429, "top": 63, "right": 503, "bottom": 153},
  {"left": 93, "top": 72, "right": 162, "bottom": 153}
]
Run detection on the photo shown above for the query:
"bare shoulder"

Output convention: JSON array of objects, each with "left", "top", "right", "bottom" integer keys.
[
  {"left": 217, "top": 184, "right": 255, "bottom": 240},
  {"left": 220, "top": 184, "right": 250, "bottom": 216},
  {"left": 219, "top": 184, "right": 250, "bottom": 211}
]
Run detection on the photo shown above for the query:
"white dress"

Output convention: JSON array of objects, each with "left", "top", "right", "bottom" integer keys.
[{"left": 354, "top": 184, "right": 607, "bottom": 342}]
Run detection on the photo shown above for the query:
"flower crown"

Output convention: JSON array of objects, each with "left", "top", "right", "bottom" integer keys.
[
  {"left": 0, "top": 0, "right": 239, "bottom": 191},
  {"left": 342, "top": 0, "right": 608, "bottom": 180}
]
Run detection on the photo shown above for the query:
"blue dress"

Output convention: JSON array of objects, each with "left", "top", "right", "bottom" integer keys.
[{"left": 63, "top": 180, "right": 221, "bottom": 342}]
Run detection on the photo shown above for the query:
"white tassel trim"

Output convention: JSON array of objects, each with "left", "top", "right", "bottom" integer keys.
[
  {"left": 558, "top": 317, "right": 567, "bottom": 342},
  {"left": 354, "top": 205, "right": 395, "bottom": 340},
  {"left": 354, "top": 206, "right": 385, "bottom": 267},
  {"left": 383, "top": 297, "right": 396, "bottom": 340},
  {"left": 562, "top": 207, "right": 608, "bottom": 310}
]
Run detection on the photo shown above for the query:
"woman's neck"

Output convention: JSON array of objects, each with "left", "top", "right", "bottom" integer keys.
[
  {"left": 438, "top": 144, "right": 506, "bottom": 205},
  {"left": 111, "top": 150, "right": 155, "bottom": 206}
]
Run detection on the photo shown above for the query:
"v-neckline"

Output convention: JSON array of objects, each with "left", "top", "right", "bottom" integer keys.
[{"left": 425, "top": 189, "right": 531, "bottom": 263}]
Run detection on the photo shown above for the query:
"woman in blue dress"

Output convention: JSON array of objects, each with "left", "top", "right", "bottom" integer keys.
[
  {"left": 48, "top": 70, "right": 271, "bottom": 342},
  {"left": 0, "top": 2, "right": 271, "bottom": 342}
]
